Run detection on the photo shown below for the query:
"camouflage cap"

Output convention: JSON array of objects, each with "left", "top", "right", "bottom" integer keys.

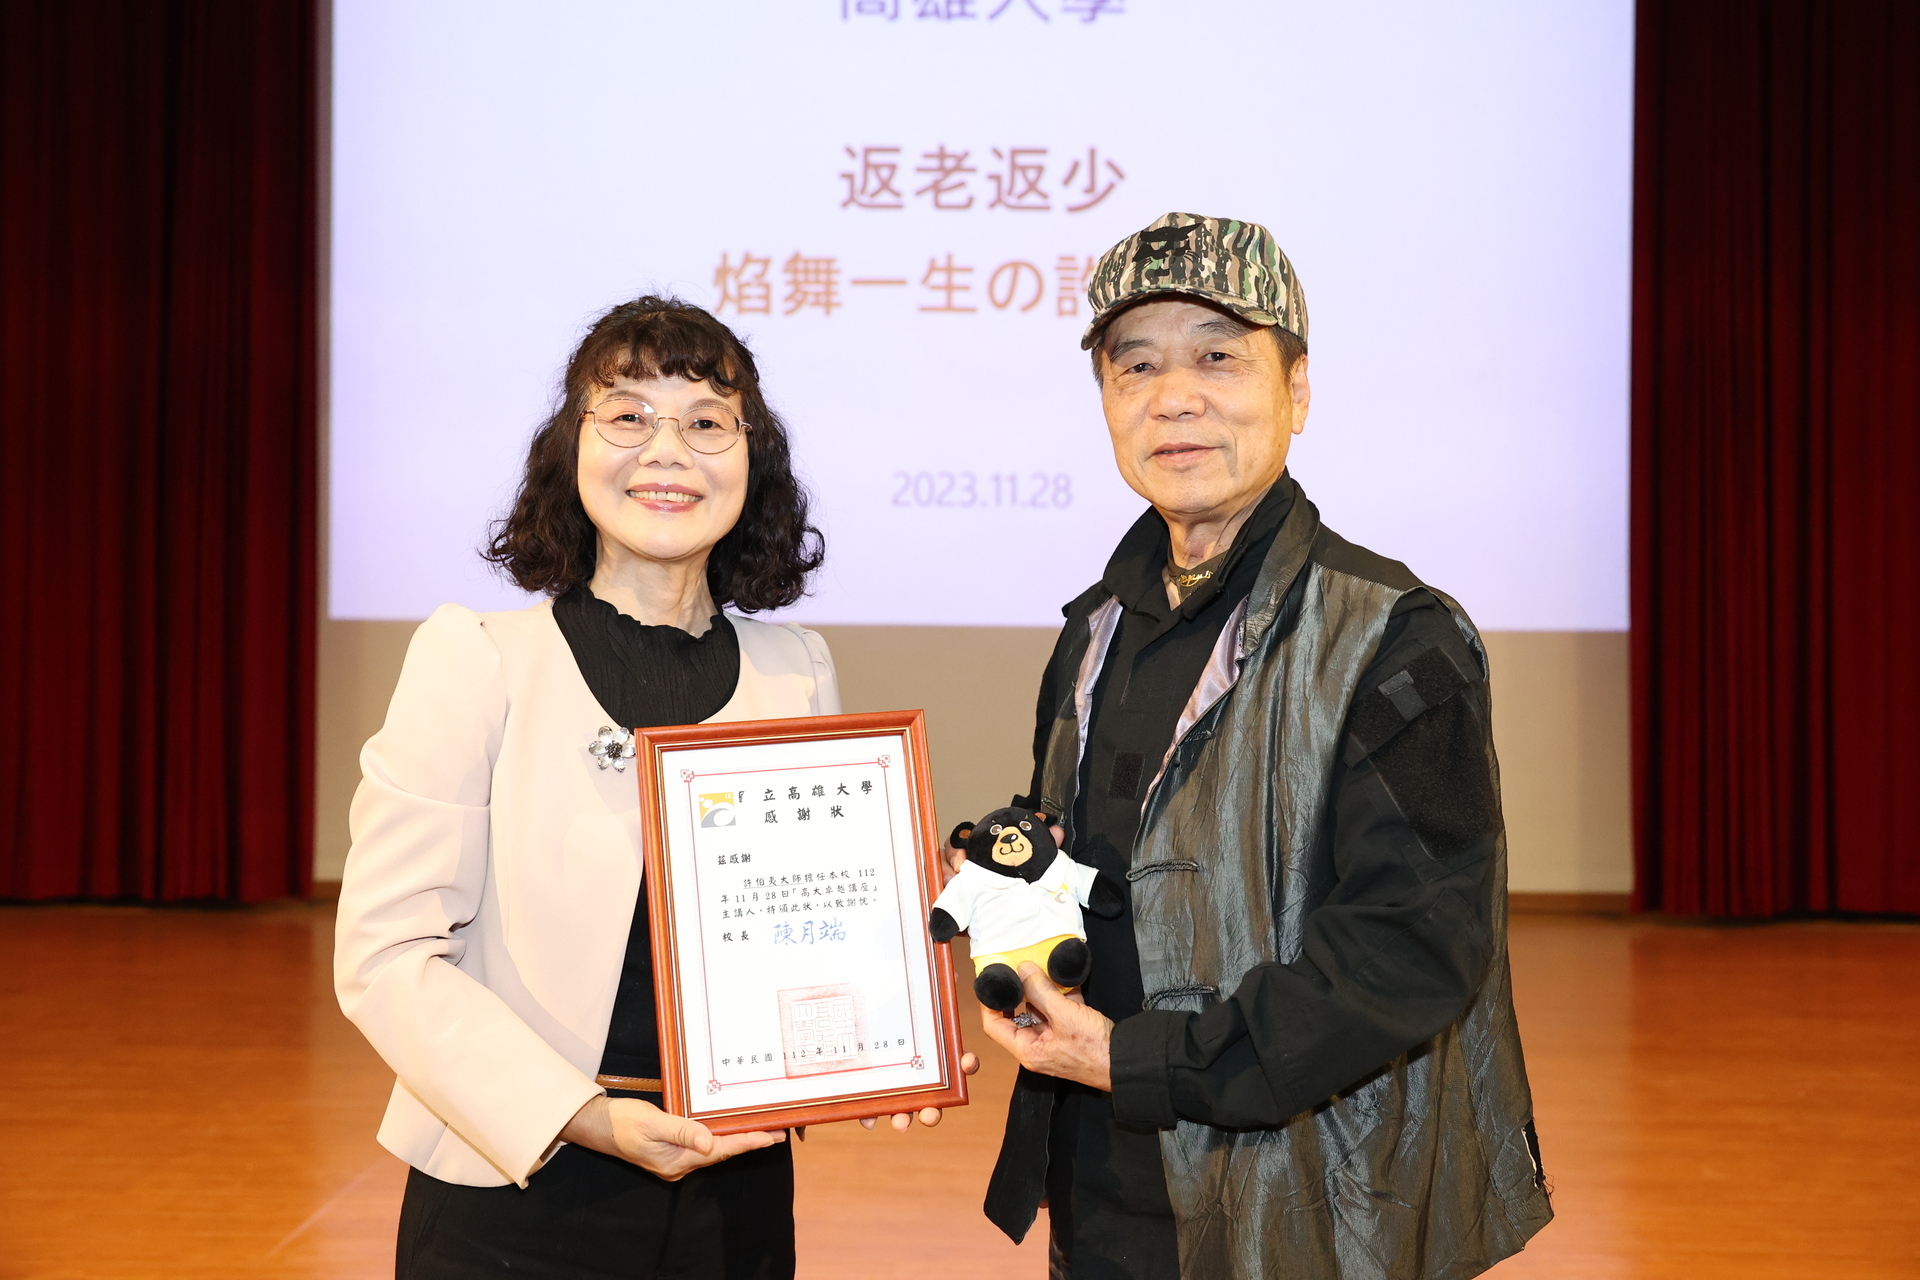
[{"left": 1081, "top": 211, "right": 1308, "bottom": 351}]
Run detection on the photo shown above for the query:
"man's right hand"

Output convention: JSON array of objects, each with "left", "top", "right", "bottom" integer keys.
[{"left": 560, "top": 1094, "right": 785, "bottom": 1182}]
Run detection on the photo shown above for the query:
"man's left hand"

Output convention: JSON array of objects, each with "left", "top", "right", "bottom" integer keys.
[{"left": 978, "top": 962, "right": 1113, "bottom": 1092}]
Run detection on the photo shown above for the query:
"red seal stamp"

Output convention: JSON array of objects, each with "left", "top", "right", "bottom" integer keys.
[{"left": 776, "top": 984, "right": 870, "bottom": 1078}]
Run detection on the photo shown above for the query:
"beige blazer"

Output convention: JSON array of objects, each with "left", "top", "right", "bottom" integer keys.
[{"left": 334, "top": 601, "right": 839, "bottom": 1187}]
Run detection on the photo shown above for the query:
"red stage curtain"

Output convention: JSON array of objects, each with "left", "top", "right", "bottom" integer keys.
[
  {"left": 0, "top": 1, "right": 318, "bottom": 902},
  {"left": 1633, "top": 0, "right": 1920, "bottom": 915}
]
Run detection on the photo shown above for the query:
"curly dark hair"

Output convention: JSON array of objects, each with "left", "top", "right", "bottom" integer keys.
[{"left": 483, "top": 296, "right": 824, "bottom": 611}]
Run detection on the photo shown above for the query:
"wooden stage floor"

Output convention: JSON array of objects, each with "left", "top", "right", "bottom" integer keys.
[{"left": 1, "top": 905, "right": 1915, "bottom": 1279}]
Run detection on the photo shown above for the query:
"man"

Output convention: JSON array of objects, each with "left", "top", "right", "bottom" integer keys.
[{"left": 973, "top": 213, "right": 1553, "bottom": 1279}]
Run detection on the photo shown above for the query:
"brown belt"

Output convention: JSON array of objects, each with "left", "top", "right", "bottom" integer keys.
[{"left": 596, "top": 1073, "right": 663, "bottom": 1093}]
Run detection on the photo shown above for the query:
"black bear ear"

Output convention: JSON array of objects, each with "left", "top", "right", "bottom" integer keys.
[
  {"left": 947, "top": 822, "right": 974, "bottom": 850},
  {"left": 1032, "top": 811, "right": 1051, "bottom": 825}
]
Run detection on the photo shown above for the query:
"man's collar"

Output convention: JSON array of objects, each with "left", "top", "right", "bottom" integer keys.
[{"left": 1102, "top": 473, "right": 1296, "bottom": 620}]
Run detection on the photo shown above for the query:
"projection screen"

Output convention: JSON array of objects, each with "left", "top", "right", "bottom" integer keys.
[{"left": 329, "top": 0, "right": 1633, "bottom": 630}]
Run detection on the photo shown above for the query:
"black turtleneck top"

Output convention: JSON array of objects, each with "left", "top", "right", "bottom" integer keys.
[{"left": 551, "top": 585, "right": 742, "bottom": 1085}]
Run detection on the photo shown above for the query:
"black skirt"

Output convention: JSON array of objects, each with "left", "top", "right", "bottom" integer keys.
[{"left": 395, "top": 1135, "right": 794, "bottom": 1280}]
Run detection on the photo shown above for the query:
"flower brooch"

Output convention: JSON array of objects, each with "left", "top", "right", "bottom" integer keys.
[{"left": 589, "top": 726, "right": 636, "bottom": 772}]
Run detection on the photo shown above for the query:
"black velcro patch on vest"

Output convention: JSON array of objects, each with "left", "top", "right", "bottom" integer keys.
[
  {"left": 1108, "top": 751, "right": 1145, "bottom": 801},
  {"left": 1344, "top": 643, "right": 1473, "bottom": 767},
  {"left": 1372, "top": 693, "right": 1500, "bottom": 860}
]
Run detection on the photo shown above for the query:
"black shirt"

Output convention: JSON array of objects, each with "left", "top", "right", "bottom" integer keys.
[
  {"left": 551, "top": 585, "right": 741, "bottom": 1083},
  {"left": 1074, "top": 478, "right": 1295, "bottom": 1027},
  {"left": 1041, "top": 480, "right": 1293, "bottom": 1278}
]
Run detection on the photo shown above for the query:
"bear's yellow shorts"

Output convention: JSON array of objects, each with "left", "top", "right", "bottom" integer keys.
[{"left": 971, "top": 934, "right": 1080, "bottom": 993}]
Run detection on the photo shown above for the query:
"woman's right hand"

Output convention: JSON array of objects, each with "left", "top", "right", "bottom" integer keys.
[{"left": 560, "top": 1094, "right": 786, "bottom": 1182}]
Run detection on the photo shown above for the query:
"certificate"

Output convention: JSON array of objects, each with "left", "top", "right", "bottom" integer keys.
[{"left": 636, "top": 710, "right": 968, "bottom": 1134}]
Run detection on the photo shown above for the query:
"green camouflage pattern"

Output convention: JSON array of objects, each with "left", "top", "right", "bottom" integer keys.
[{"left": 1081, "top": 211, "right": 1308, "bottom": 350}]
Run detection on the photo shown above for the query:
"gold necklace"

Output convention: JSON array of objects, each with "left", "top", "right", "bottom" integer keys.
[{"left": 1172, "top": 567, "right": 1215, "bottom": 590}]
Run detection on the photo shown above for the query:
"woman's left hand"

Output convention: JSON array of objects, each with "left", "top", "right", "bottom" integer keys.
[
  {"left": 562, "top": 1095, "right": 785, "bottom": 1180},
  {"left": 858, "top": 1052, "right": 980, "bottom": 1130}
]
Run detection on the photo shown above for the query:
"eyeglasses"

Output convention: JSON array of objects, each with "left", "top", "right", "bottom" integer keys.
[{"left": 582, "top": 397, "right": 751, "bottom": 455}]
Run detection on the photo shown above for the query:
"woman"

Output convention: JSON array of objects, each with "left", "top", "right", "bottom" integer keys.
[{"left": 334, "top": 297, "right": 942, "bottom": 1278}]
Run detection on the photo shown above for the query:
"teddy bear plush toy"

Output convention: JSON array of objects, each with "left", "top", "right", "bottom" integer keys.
[{"left": 928, "top": 806, "right": 1125, "bottom": 1013}]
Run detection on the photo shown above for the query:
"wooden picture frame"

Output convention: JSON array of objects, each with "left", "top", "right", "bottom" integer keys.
[{"left": 636, "top": 710, "right": 968, "bottom": 1135}]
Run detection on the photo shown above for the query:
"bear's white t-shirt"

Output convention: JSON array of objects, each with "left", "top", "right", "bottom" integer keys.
[{"left": 931, "top": 853, "right": 1100, "bottom": 957}]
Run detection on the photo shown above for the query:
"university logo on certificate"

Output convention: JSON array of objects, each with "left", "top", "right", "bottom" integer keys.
[
  {"left": 634, "top": 711, "right": 967, "bottom": 1133},
  {"left": 697, "top": 792, "right": 738, "bottom": 828}
]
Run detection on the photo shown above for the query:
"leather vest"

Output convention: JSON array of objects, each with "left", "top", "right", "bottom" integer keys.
[{"left": 1038, "top": 491, "right": 1552, "bottom": 1279}]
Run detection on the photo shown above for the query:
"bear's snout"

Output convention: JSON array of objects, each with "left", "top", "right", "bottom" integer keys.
[{"left": 990, "top": 825, "right": 1034, "bottom": 867}]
